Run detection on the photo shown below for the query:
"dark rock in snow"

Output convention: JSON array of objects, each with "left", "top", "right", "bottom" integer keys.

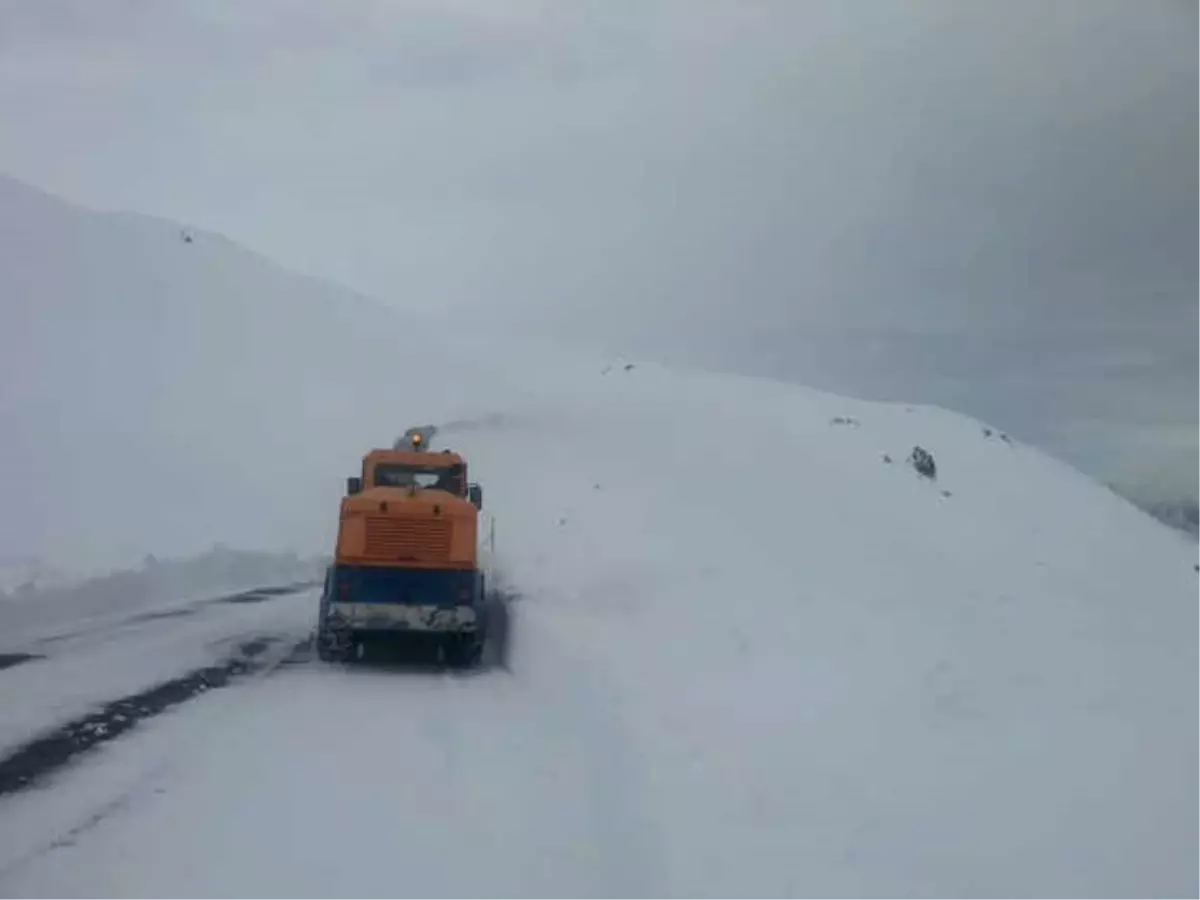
[
  {"left": 830, "top": 416, "right": 860, "bottom": 427},
  {"left": 881, "top": 453, "right": 893, "bottom": 464},
  {"left": 909, "top": 446, "right": 937, "bottom": 479}
]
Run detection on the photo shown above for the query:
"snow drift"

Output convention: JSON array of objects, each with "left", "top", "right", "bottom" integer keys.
[{"left": 0, "top": 174, "right": 1195, "bottom": 897}]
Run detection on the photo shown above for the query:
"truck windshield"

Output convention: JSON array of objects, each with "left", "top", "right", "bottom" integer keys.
[{"left": 374, "top": 463, "right": 463, "bottom": 493}]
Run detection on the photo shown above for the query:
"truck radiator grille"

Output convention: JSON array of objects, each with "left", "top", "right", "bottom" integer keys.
[{"left": 364, "top": 517, "right": 452, "bottom": 561}]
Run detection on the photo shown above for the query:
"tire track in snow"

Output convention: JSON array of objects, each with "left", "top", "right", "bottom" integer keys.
[
  {"left": 0, "top": 582, "right": 321, "bottom": 761},
  {"left": 0, "top": 636, "right": 304, "bottom": 797},
  {"left": 0, "top": 597, "right": 666, "bottom": 897},
  {"left": 0, "top": 793, "right": 133, "bottom": 885},
  {"left": 396, "top": 594, "right": 664, "bottom": 893},
  {"left": 503, "top": 603, "right": 668, "bottom": 897}
]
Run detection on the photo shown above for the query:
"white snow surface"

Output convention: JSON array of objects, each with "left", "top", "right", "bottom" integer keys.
[
  {"left": 0, "top": 174, "right": 1196, "bottom": 896},
  {"left": 1, "top": 372, "right": 1195, "bottom": 898}
]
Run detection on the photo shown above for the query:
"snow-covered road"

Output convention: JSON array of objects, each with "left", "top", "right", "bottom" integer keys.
[
  {"left": 0, "top": 585, "right": 319, "bottom": 761},
  {"left": 0, "top": 601, "right": 669, "bottom": 898},
  {"left": 0, "top": 353, "right": 1194, "bottom": 898}
]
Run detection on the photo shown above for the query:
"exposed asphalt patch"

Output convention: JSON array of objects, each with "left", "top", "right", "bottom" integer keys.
[
  {"left": 125, "top": 607, "right": 198, "bottom": 625},
  {"left": 254, "top": 584, "right": 315, "bottom": 596},
  {"left": 238, "top": 637, "right": 272, "bottom": 658},
  {"left": 212, "top": 581, "right": 318, "bottom": 605},
  {"left": 0, "top": 653, "right": 42, "bottom": 672},
  {"left": 0, "top": 636, "right": 306, "bottom": 799},
  {"left": 221, "top": 592, "right": 273, "bottom": 604}
]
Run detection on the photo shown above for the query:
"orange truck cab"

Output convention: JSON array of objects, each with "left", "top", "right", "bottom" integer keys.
[{"left": 316, "top": 426, "right": 488, "bottom": 666}]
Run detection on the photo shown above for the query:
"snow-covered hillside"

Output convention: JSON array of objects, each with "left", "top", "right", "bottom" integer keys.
[
  {"left": 0, "top": 174, "right": 501, "bottom": 576},
  {"left": 0, "top": 174, "right": 1195, "bottom": 896}
]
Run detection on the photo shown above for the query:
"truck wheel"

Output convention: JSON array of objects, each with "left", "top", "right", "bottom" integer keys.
[
  {"left": 445, "top": 635, "right": 481, "bottom": 669},
  {"left": 317, "top": 626, "right": 350, "bottom": 663}
]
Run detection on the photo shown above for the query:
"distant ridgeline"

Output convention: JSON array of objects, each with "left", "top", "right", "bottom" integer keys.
[{"left": 1140, "top": 498, "right": 1200, "bottom": 538}]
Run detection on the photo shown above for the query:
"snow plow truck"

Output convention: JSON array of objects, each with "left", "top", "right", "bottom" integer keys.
[{"left": 317, "top": 426, "right": 495, "bottom": 667}]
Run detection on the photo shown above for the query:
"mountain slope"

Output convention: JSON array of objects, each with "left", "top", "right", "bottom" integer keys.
[
  {"left": 0, "top": 174, "right": 506, "bottom": 575},
  {"left": 0, "top": 174, "right": 1195, "bottom": 896}
]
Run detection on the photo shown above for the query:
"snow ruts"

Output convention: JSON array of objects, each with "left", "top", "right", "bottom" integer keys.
[{"left": 0, "top": 634, "right": 307, "bottom": 797}]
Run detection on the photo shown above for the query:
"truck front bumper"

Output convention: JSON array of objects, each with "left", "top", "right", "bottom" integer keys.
[{"left": 325, "top": 601, "right": 478, "bottom": 634}]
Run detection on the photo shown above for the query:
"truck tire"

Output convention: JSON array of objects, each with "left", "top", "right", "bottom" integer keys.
[
  {"left": 445, "top": 633, "right": 482, "bottom": 669},
  {"left": 317, "top": 623, "right": 350, "bottom": 663}
]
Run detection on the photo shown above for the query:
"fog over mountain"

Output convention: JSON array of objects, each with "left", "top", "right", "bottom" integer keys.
[{"left": 0, "top": 0, "right": 1194, "bottom": 523}]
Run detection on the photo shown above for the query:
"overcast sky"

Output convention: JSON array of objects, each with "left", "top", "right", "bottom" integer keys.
[{"left": 0, "top": 0, "right": 1195, "bottom": 502}]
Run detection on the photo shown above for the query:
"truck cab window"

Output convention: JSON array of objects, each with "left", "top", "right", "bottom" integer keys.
[{"left": 374, "top": 463, "right": 463, "bottom": 494}]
